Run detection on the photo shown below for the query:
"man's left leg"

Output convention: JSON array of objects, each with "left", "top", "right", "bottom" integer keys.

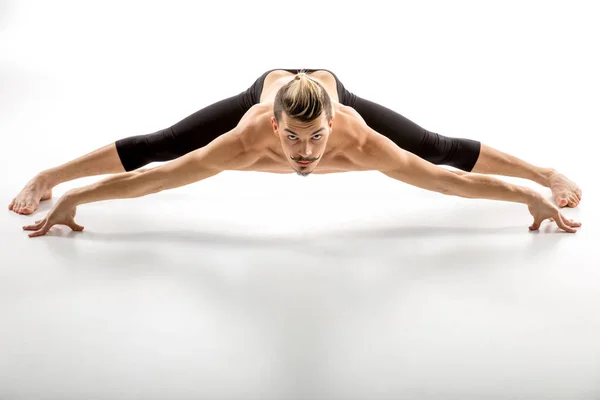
[
  {"left": 466, "top": 143, "right": 581, "bottom": 208},
  {"left": 345, "top": 94, "right": 582, "bottom": 208}
]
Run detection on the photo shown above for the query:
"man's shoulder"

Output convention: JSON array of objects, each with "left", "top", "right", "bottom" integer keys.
[
  {"left": 234, "top": 102, "right": 268, "bottom": 131},
  {"left": 232, "top": 103, "right": 274, "bottom": 151},
  {"left": 331, "top": 105, "right": 377, "bottom": 148}
]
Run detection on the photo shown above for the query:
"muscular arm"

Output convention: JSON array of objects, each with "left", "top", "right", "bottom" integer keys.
[
  {"left": 66, "top": 127, "right": 258, "bottom": 206},
  {"left": 356, "top": 124, "right": 540, "bottom": 205}
]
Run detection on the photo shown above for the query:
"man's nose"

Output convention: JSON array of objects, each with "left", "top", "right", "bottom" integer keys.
[{"left": 298, "top": 143, "right": 312, "bottom": 158}]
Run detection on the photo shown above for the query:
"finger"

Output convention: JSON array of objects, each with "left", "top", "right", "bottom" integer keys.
[
  {"left": 23, "top": 219, "right": 45, "bottom": 229},
  {"left": 529, "top": 214, "right": 546, "bottom": 231},
  {"left": 563, "top": 216, "right": 582, "bottom": 227},
  {"left": 555, "top": 214, "right": 577, "bottom": 233},
  {"left": 28, "top": 220, "right": 52, "bottom": 237},
  {"left": 23, "top": 219, "right": 45, "bottom": 231},
  {"left": 67, "top": 220, "right": 84, "bottom": 232},
  {"left": 28, "top": 224, "right": 50, "bottom": 238}
]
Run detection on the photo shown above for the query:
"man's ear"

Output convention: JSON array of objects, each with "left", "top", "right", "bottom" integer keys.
[{"left": 271, "top": 116, "right": 280, "bottom": 137}]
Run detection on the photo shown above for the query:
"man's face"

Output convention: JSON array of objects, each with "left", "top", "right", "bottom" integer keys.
[{"left": 271, "top": 113, "right": 333, "bottom": 177}]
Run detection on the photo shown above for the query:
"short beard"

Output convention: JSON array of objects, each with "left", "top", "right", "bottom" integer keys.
[{"left": 296, "top": 170, "right": 310, "bottom": 177}]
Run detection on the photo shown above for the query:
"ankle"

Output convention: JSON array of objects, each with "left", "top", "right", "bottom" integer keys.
[
  {"left": 539, "top": 168, "right": 558, "bottom": 187},
  {"left": 36, "top": 170, "right": 58, "bottom": 188}
]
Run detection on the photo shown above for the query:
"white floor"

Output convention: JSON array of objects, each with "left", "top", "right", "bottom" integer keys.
[{"left": 1, "top": 1, "right": 599, "bottom": 399}]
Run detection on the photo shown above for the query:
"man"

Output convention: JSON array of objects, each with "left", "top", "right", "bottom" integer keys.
[{"left": 11, "top": 69, "right": 581, "bottom": 236}]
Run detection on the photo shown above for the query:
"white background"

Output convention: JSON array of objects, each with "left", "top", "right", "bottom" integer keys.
[{"left": 1, "top": 1, "right": 599, "bottom": 399}]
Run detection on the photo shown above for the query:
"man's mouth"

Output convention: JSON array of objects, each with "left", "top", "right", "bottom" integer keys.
[{"left": 297, "top": 161, "right": 313, "bottom": 166}]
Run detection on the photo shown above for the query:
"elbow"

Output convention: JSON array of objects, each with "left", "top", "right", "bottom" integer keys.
[
  {"left": 439, "top": 185, "right": 454, "bottom": 196},
  {"left": 443, "top": 174, "right": 480, "bottom": 198},
  {"left": 438, "top": 174, "right": 466, "bottom": 197},
  {"left": 138, "top": 168, "right": 165, "bottom": 196},
  {"left": 438, "top": 184, "right": 457, "bottom": 196}
]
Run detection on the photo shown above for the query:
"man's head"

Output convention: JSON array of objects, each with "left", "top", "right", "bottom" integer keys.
[{"left": 271, "top": 73, "right": 334, "bottom": 177}]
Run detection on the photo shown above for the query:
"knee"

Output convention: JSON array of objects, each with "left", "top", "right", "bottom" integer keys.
[{"left": 420, "top": 130, "right": 455, "bottom": 164}]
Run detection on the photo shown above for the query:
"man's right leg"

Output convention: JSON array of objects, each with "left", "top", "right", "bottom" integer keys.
[{"left": 9, "top": 76, "right": 265, "bottom": 214}]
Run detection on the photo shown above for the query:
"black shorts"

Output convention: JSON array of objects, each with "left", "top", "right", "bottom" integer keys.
[{"left": 115, "top": 68, "right": 481, "bottom": 172}]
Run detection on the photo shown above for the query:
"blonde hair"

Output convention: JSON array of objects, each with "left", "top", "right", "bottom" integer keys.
[{"left": 273, "top": 70, "right": 333, "bottom": 125}]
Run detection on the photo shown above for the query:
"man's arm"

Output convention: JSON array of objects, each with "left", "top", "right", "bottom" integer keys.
[
  {"left": 66, "top": 126, "right": 258, "bottom": 206},
  {"left": 356, "top": 124, "right": 540, "bottom": 205}
]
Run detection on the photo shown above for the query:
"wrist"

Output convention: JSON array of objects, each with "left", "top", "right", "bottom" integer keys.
[
  {"left": 522, "top": 186, "right": 543, "bottom": 206},
  {"left": 63, "top": 187, "right": 87, "bottom": 206}
]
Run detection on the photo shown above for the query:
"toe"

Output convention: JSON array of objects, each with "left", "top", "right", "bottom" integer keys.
[
  {"left": 24, "top": 201, "right": 36, "bottom": 213},
  {"left": 553, "top": 190, "right": 569, "bottom": 207},
  {"left": 8, "top": 199, "right": 15, "bottom": 210},
  {"left": 557, "top": 197, "right": 568, "bottom": 207}
]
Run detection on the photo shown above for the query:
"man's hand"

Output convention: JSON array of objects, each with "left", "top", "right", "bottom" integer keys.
[
  {"left": 527, "top": 195, "right": 581, "bottom": 233},
  {"left": 22, "top": 192, "right": 84, "bottom": 238}
]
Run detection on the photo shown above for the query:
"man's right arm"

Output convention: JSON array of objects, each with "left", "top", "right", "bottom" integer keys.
[{"left": 65, "top": 126, "right": 258, "bottom": 206}]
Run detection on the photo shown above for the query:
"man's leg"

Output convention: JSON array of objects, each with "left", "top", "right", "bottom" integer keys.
[
  {"left": 8, "top": 143, "right": 125, "bottom": 214},
  {"left": 466, "top": 144, "right": 581, "bottom": 207},
  {"left": 345, "top": 94, "right": 582, "bottom": 207},
  {"left": 9, "top": 87, "right": 259, "bottom": 214}
]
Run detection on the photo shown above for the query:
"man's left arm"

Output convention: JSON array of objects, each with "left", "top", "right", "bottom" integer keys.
[{"left": 354, "top": 123, "right": 539, "bottom": 205}]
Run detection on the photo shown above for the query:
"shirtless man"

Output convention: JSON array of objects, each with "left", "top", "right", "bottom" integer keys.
[{"left": 10, "top": 68, "right": 582, "bottom": 237}]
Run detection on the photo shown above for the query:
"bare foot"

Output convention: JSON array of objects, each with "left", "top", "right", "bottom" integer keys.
[
  {"left": 547, "top": 170, "right": 582, "bottom": 208},
  {"left": 8, "top": 174, "right": 54, "bottom": 215}
]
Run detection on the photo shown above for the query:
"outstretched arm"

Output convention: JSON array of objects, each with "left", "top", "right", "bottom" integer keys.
[
  {"left": 356, "top": 124, "right": 581, "bottom": 233},
  {"left": 22, "top": 126, "right": 259, "bottom": 237},
  {"left": 69, "top": 128, "right": 254, "bottom": 204}
]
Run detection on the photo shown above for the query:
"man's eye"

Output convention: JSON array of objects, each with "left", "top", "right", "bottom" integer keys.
[
  {"left": 288, "top": 135, "right": 297, "bottom": 140},
  {"left": 313, "top": 134, "right": 322, "bottom": 140}
]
